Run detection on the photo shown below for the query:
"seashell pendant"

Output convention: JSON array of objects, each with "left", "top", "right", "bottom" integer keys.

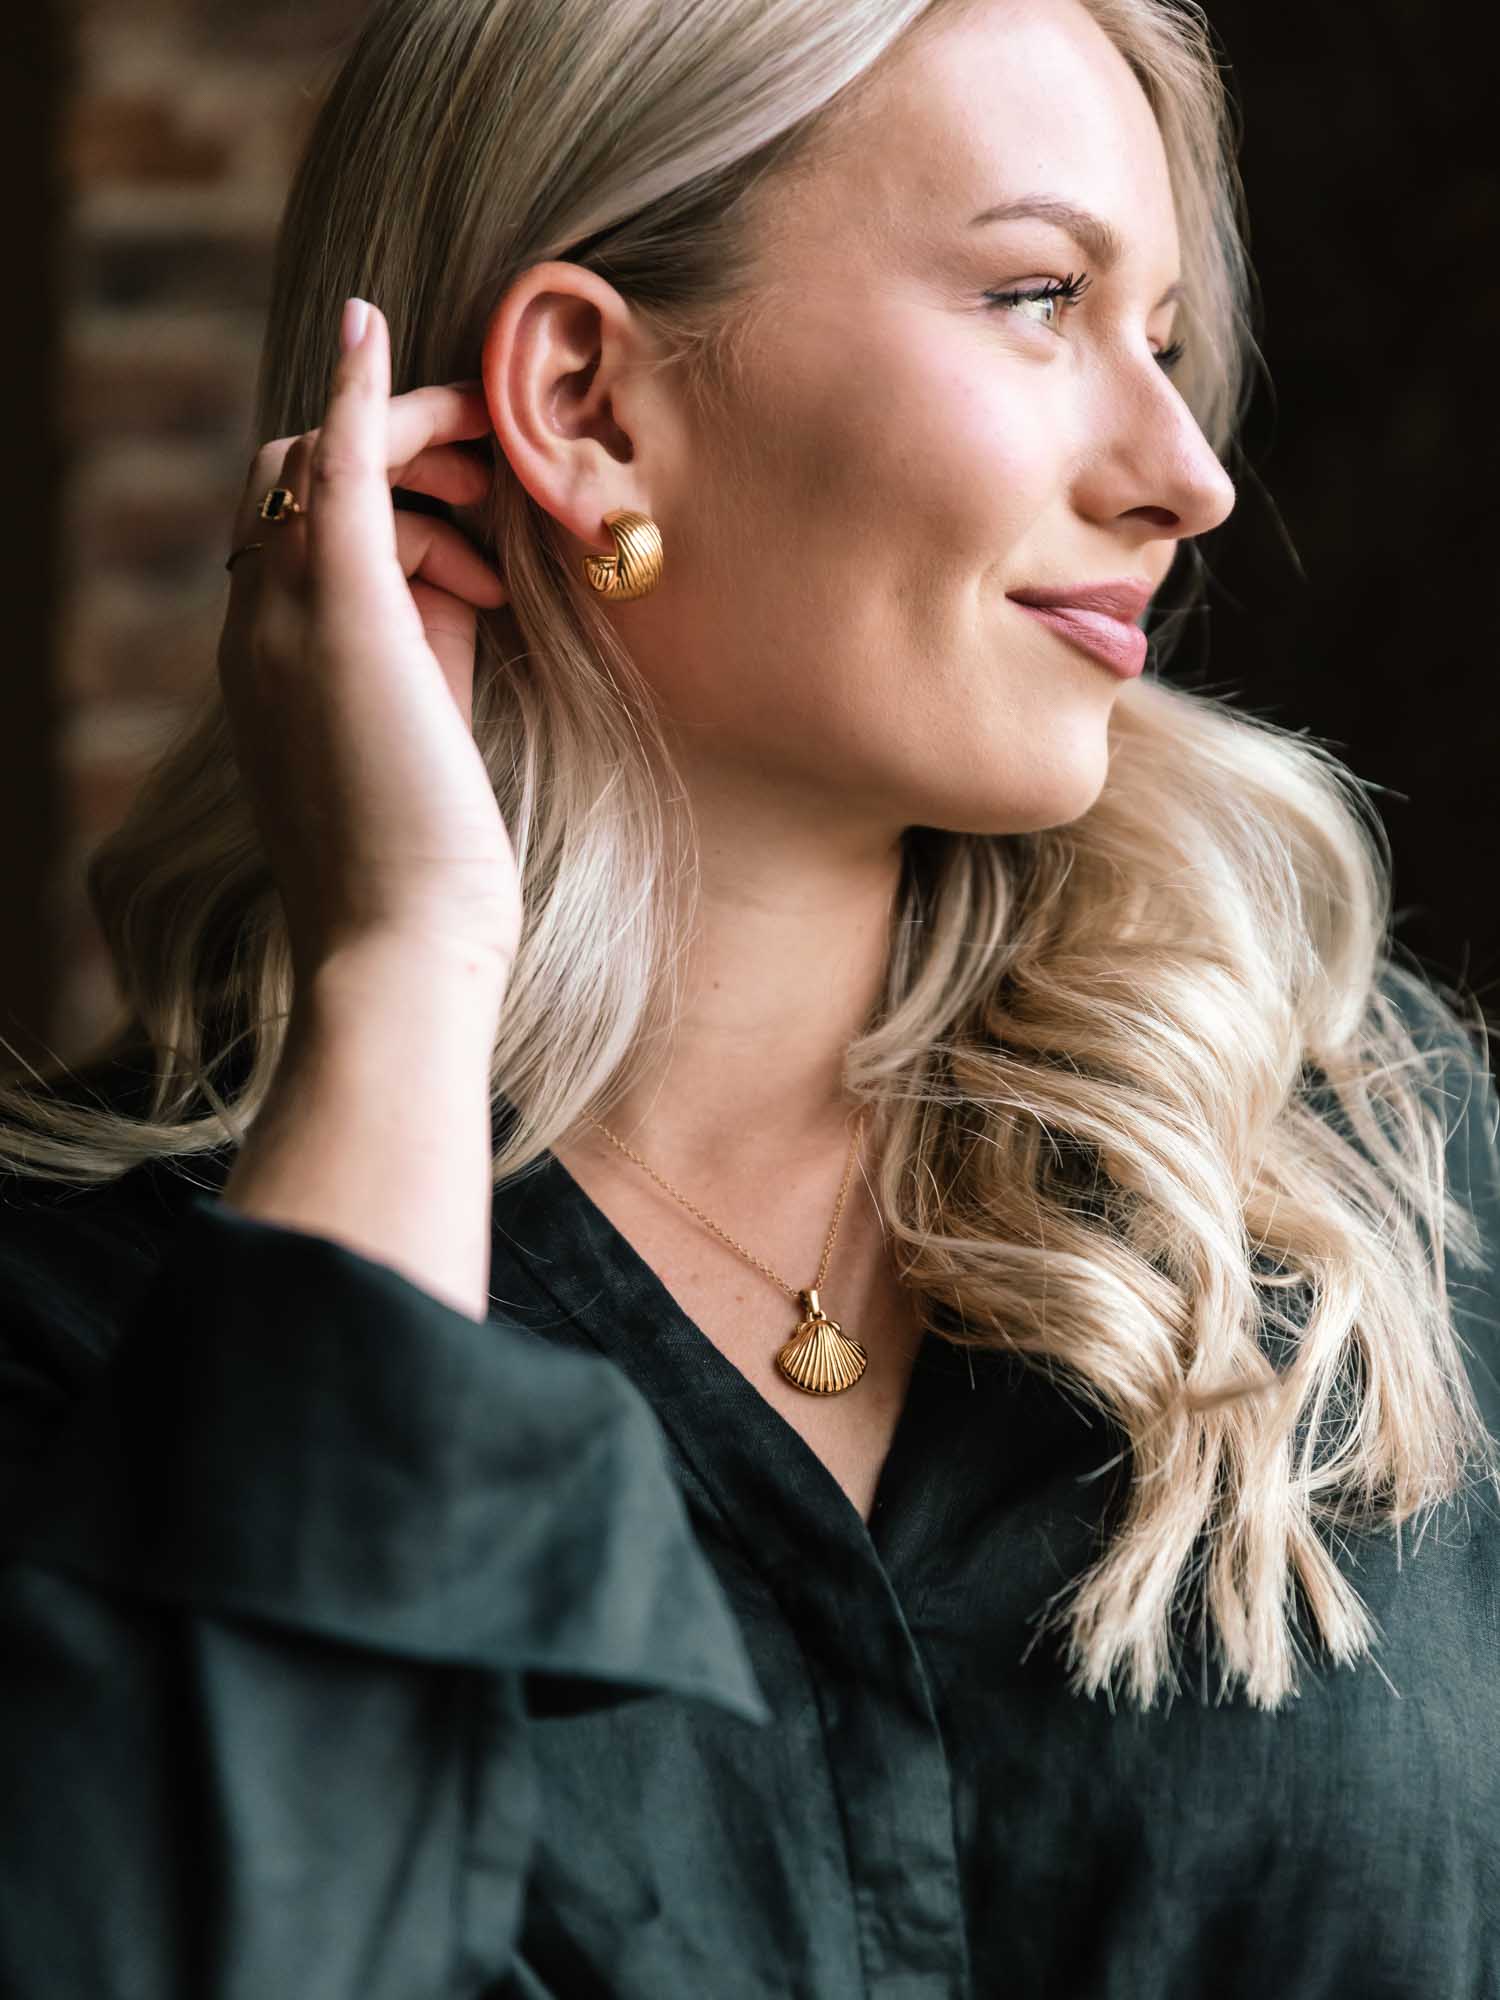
[{"left": 775, "top": 1287, "right": 868, "bottom": 1396}]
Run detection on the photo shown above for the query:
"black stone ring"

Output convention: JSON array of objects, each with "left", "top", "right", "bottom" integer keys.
[
  {"left": 256, "top": 485, "right": 305, "bottom": 523},
  {"left": 225, "top": 485, "right": 307, "bottom": 570}
]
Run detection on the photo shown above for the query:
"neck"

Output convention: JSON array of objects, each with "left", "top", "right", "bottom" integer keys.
[{"left": 583, "top": 810, "right": 906, "bottom": 1185}]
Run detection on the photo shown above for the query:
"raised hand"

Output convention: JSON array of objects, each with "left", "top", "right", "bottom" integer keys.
[{"left": 217, "top": 297, "right": 521, "bottom": 993}]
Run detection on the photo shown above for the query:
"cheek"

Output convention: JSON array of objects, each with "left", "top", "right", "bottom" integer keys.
[
  {"left": 667, "top": 312, "right": 1064, "bottom": 724},
  {"left": 803, "top": 337, "right": 1056, "bottom": 581},
  {"left": 718, "top": 289, "right": 1055, "bottom": 570}
]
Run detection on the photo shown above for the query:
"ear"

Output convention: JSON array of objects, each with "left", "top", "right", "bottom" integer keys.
[{"left": 480, "top": 260, "right": 672, "bottom": 575}]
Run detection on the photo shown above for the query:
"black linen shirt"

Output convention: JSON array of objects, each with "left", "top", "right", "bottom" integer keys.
[{"left": 1, "top": 966, "right": 1498, "bottom": 1999}]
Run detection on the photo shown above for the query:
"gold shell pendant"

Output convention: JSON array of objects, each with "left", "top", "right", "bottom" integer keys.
[{"left": 776, "top": 1288, "right": 868, "bottom": 1396}]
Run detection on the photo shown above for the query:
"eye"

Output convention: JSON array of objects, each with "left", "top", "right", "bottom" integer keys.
[
  {"left": 982, "top": 270, "right": 1093, "bottom": 330},
  {"left": 983, "top": 270, "right": 1188, "bottom": 376}
]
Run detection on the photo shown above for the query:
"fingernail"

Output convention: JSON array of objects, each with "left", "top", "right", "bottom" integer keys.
[{"left": 340, "top": 297, "right": 372, "bottom": 354}]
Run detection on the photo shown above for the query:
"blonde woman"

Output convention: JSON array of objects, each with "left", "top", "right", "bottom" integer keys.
[{"left": 3, "top": 0, "right": 1498, "bottom": 1994}]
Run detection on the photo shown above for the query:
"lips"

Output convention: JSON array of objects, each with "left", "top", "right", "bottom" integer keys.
[
  {"left": 1007, "top": 578, "right": 1155, "bottom": 622},
  {"left": 1008, "top": 599, "right": 1148, "bottom": 679}
]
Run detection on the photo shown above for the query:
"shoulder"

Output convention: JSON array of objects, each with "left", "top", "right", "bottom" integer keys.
[
  {"left": 0, "top": 1056, "right": 232, "bottom": 1511},
  {"left": 0, "top": 1055, "right": 233, "bottom": 1376}
]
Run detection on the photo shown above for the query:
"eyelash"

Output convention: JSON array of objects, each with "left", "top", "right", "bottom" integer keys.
[{"left": 982, "top": 270, "right": 1188, "bottom": 376}]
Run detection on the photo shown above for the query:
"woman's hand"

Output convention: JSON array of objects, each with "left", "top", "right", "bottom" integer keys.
[{"left": 218, "top": 297, "right": 521, "bottom": 995}]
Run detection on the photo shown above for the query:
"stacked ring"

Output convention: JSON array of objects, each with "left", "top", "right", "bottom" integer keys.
[{"left": 225, "top": 486, "right": 306, "bottom": 573}]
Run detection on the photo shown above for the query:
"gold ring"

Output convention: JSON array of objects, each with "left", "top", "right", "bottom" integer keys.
[
  {"left": 257, "top": 486, "right": 305, "bottom": 522},
  {"left": 225, "top": 542, "right": 266, "bottom": 573}
]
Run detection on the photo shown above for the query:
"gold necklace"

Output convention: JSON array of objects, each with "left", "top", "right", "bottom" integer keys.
[{"left": 584, "top": 1107, "right": 870, "bottom": 1396}]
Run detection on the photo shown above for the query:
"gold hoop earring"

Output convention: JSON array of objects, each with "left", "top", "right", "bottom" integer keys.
[{"left": 581, "top": 508, "right": 663, "bottom": 601}]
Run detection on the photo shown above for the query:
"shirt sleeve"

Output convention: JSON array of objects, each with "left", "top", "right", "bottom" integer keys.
[{"left": 0, "top": 1188, "right": 770, "bottom": 1999}]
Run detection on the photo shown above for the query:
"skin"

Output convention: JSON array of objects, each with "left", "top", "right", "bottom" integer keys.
[{"left": 480, "top": 0, "right": 1236, "bottom": 1272}]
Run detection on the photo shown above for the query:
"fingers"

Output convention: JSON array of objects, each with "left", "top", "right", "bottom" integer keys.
[
  {"left": 391, "top": 440, "right": 492, "bottom": 508},
  {"left": 224, "top": 436, "right": 299, "bottom": 608},
  {"left": 224, "top": 301, "right": 505, "bottom": 612},
  {"left": 392, "top": 510, "right": 509, "bottom": 608},
  {"left": 305, "top": 299, "right": 398, "bottom": 604},
  {"left": 234, "top": 496, "right": 506, "bottom": 609},
  {"left": 384, "top": 382, "right": 493, "bottom": 464},
  {"left": 247, "top": 430, "right": 315, "bottom": 595},
  {"left": 288, "top": 386, "right": 494, "bottom": 505},
  {"left": 228, "top": 431, "right": 490, "bottom": 583},
  {"left": 234, "top": 392, "right": 489, "bottom": 517}
]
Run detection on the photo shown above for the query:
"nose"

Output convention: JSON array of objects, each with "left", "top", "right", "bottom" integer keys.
[
  {"left": 1124, "top": 441, "right": 1235, "bottom": 541},
  {"left": 1082, "top": 366, "right": 1238, "bottom": 545}
]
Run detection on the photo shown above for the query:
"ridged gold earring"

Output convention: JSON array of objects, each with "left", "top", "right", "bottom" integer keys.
[{"left": 581, "top": 508, "right": 664, "bottom": 601}]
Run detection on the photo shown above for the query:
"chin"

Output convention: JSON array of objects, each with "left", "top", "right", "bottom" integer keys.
[{"left": 915, "top": 734, "right": 1114, "bottom": 838}]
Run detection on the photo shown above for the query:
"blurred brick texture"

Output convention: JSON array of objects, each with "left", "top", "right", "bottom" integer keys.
[{"left": 54, "top": 0, "right": 366, "bottom": 1062}]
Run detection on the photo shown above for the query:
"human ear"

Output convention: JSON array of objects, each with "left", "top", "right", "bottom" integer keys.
[{"left": 479, "top": 259, "right": 666, "bottom": 570}]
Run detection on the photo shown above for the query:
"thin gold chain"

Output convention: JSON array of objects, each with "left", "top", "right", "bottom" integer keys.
[{"left": 585, "top": 1105, "right": 867, "bottom": 1305}]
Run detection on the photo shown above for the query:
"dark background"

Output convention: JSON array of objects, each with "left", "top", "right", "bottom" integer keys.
[
  {"left": 1183, "top": 0, "right": 1498, "bottom": 1010},
  {"left": 4, "top": 1, "right": 1495, "bottom": 1071}
]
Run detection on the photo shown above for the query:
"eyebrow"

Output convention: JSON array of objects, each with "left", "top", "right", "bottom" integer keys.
[{"left": 969, "top": 196, "right": 1184, "bottom": 309}]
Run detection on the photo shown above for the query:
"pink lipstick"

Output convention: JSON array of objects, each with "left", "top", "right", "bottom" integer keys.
[{"left": 1006, "top": 579, "right": 1154, "bottom": 680}]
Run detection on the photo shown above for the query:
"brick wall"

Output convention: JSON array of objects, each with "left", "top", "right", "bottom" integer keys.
[{"left": 55, "top": 0, "right": 366, "bottom": 1063}]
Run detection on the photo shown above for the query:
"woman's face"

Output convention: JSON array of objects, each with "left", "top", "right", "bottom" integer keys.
[{"left": 499, "top": 0, "right": 1237, "bottom": 843}]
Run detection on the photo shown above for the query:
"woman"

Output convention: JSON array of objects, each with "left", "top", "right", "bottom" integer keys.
[{"left": 3, "top": 0, "right": 1498, "bottom": 1992}]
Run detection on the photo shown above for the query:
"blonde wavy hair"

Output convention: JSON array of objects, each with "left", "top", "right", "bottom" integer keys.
[{"left": 5, "top": 0, "right": 1498, "bottom": 1711}]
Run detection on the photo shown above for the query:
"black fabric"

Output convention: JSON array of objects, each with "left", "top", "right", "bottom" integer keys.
[{"left": 1, "top": 964, "right": 1498, "bottom": 1998}]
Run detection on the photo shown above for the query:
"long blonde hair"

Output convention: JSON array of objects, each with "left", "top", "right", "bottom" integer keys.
[{"left": 5, "top": 0, "right": 1497, "bottom": 1711}]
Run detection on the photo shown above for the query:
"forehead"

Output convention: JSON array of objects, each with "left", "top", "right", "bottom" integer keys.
[{"left": 784, "top": 0, "right": 1179, "bottom": 273}]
